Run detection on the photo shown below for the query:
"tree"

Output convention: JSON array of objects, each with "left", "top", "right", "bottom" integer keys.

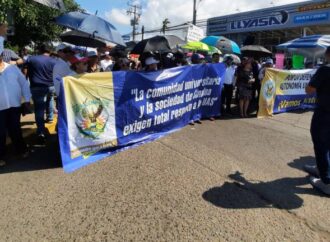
[
  {"left": 0, "top": 0, "right": 80, "bottom": 48},
  {"left": 161, "top": 18, "right": 170, "bottom": 35}
]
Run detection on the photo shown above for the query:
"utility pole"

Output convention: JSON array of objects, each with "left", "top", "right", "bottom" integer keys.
[
  {"left": 193, "top": 0, "right": 197, "bottom": 25},
  {"left": 127, "top": 1, "right": 142, "bottom": 41},
  {"left": 141, "top": 25, "right": 145, "bottom": 40}
]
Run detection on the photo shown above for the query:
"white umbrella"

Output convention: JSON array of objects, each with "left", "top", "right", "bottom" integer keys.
[{"left": 33, "top": 0, "right": 65, "bottom": 11}]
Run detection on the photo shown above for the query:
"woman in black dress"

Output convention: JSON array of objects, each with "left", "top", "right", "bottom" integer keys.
[{"left": 236, "top": 61, "right": 255, "bottom": 118}]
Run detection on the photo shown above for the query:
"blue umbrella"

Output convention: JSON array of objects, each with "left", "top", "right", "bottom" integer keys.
[
  {"left": 55, "top": 11, "right": 125, "bottom": 46},
  {"left": 277, "top": 35, "right": 330, "bottom": 49},
  {"left": 201, "top": 36, "right": 241, "bottom": 55},
  {"left": 277, "top": 35, "right": 330, "bottom": 58}
]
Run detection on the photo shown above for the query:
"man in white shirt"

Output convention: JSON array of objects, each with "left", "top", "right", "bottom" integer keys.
[
  {"left": 100, "top": 51, "right": 113, "bottom": 71},
  {"left": 0, "top": 49, "right": 31, "bottom": 166},
  {"left": 53, "top": 44, "right": 75, "bottom": 96},
  {"left": 222, "top": 55, "right": 236, "bottom": 114}
]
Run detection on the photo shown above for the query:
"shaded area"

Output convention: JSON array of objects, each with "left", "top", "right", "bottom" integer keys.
[
  {"left": 203, "top": 169, "right": 325, "bottom": 210},
  {"left": 0, "top": 121, "right": 62, "bottom": 174}
]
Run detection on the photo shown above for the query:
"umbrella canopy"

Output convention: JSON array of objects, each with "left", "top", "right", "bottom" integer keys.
[
  {"left": 55, "top": 11, "right": 125, "bottom": 46},
  {"left": 241, "top": 45, "right": 272, "bottom": 58},
  {"left": 182, "top": 41, "right": 221, "bottom": 53},
  {"left": 33, "top": 0, "right": 65, "bottom": 10},
  {"left": 60, "top": 30, "right": 112, "bottom": 48},
  {"left": 110, "top": 41, "right": 138, "bottom": 57},
  {"left": 277, "top": 35, "right": 330, "bottom": 58},
  {"left": 130, "top": 36, "right": 173, "bottom": 54},
  {"left": 201, "top": 36, "right": 241, "bottom": 55}
]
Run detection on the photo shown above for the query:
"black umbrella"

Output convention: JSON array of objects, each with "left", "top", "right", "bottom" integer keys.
[
  {"left": 131, "top": 35, "right": 185, "bottom": 54},
  {"left": 110, "top": 41, "right": 138, "bottom": 57},
  {"left": 60, "top": 30, "right": 110, "bottom": 48},
  {"left": 241, "top": 45, "right": 272, "bottom": 58}
]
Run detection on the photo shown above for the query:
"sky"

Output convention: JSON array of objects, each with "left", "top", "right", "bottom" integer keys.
[{"left": 75, "top": 0, "right": 311, "bottom": 38}]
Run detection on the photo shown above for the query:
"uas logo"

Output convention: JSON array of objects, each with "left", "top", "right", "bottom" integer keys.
[
  {"left": 74, "top": 98, "right": 109, "bottom": 139},
  {"left": 231, "top": 11, "right": 289, "bottom": 30},
  {"left": 263, "top": 79, "right": 276, "bottom": 101}
]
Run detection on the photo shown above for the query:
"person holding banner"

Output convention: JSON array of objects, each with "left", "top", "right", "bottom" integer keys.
[
  {"left": 0, "top": 47, "right": 31, "bottom": 167},
  {"left": 221, "top": 55, "right": 236, "bottom": 115},
  {"left": 236, "top": 61, "right": 255, "bottom": 118},
  {"left": 305, "top": 47, "right": 330, "bottom": 195}
]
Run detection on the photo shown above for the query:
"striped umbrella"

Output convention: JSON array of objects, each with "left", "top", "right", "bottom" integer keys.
[{"left": 277, "top": 35, "right": 330, "bottom": 58}]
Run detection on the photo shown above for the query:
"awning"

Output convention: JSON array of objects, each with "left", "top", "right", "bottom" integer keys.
[{"left": 33, "top": 0, "right": 65, "bottom": 11}]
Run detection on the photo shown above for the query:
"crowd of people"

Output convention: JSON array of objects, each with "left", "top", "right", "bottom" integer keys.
[{"left": 0, "top": 20, "right": 329, "bottom": 195}]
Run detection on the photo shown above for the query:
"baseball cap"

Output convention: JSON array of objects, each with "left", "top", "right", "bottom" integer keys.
[
  {"left": 145, "top": 57, "right": 159, "bottom": 65},
  {"left": 265, "top": 58, "right": 274, "bottom": 65},
  {"left": 70, "top": 54, "right": 89, "bottom": 64}
]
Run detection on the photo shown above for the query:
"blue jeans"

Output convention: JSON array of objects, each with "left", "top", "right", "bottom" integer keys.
[
  {"left": 31, "top": 86, "right": 55, "bottom": 135},
  {"left": 311, "top": 109, "right": 330, "bottom": 184}
]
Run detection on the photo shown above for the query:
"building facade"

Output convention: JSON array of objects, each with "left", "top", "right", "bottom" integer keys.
[{"left": 207, "top": 0, "right": 330, "bottom": 51}]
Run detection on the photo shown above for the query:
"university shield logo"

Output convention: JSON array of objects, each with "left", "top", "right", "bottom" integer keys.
[{"left": 74, "top": 98, "right": 109, "bottom": 139}]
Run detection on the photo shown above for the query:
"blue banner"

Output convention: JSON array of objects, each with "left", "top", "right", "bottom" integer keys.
[{"left": 58, "top": 64, "right": 226, "bottom": 172}]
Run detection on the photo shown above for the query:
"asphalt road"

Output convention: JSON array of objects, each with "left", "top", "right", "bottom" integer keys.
[{"left": 0, "top": 111, "right": 329, "bottom": 241}]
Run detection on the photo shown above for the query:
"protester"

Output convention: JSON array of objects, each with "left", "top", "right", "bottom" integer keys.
[
  {"left": 144, "top": 56, "right": 159, "bottom": 72},
  {"left": 191, "top": 53, "right": 203, "bottom": 65},
  {"left": 100, "top": 51, "right": 113, "bottom": 71},
  {"left": 304, "top": 47, "right": 330, "bottom": 195},
  {"left": 53, "top": 44, "right": 75, "bottom": 96},
  {"left": 87, "top": 51, "right": 100, "bottom": 73},
  {"left": 19, "top": 47, "right": 31, "bottom": 62},
  {"left": 257, "top": 58, "right": 273, "bottom": 106},
  {"left": 236, "top": 60, "right": 255, "bottom": 118},
  {"left": 26, "top": 44, "right": 57, "bottom": 142},
  {"left": 111, "top": 57, "right": 129, "bottom": 71},
  {"left": 70, "top": 54, "right": 89, "bottom": 75},
  {"left": 189, "top": 53, "right": 203, "bottom": 125},
  {"left": 212, "top": 53, "right": 220, "bottom": 63},
  {"left": 221, "top": 55, "right": 236, "bottom": 115},
  {"left": 2, "top": 48, "right": 24, "bottom": 65},
  {"left": 0, "top": 48, "right": 31, "bottom": 166},
  {"left": 174, "top": 51, "right": 188, "bottom": 67}
]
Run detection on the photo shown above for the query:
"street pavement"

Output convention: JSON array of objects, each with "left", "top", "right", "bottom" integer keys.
[{"left": 0, "top": 111, "right": 329, "bottom": 241}]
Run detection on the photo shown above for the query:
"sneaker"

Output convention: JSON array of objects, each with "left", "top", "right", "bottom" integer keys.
[
  {"left": 303, "top": 165, "right": 319, "bottom": 177},
  {"left": 0, "top": 160, "right": 6, "bottom": 167},
  {"left": 310, "top": 176, "right": 330, "bottom": 195},
  {"left": 195, "top": 120, "right": 202, "bottom": 124},
  {"left": 209, "top": 117, "right": 215, "bottom": 121},
  {"left": 189, "top": 121, "right": 195, "bottom": 126}
]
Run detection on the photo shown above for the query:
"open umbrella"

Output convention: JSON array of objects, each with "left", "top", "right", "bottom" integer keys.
[
  {"left": 182, "top": 41, "right": 221, "bottom": 53},
  {"left": 201, "top": 36, "right": 241, "bottom": 55},
  {"left": 60, "top": 30, "right": 112, "bottom": 48},
  {"left": 241, "top": 45, "right": 272, "bottom": 58},
  {"left": 33, "top": 0, "right": 65, "bottom": 10},
  {"left": 55, "top": 11, "right": 125, "bottom": 46},
  {"left": 131, "top": 36, "right": 171, "bottom": 54},
  {"left": 277, "top": 35, "right": 330, "bottom": 58}
]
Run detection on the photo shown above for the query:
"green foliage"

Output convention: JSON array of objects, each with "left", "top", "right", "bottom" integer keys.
[{"left": 0, "top": 0, "right": 80, "bottom": 47}]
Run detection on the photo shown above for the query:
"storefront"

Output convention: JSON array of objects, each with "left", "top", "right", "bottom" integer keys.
[{"left": 207, "top": 0, "right": 330, "bottom": 51}]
